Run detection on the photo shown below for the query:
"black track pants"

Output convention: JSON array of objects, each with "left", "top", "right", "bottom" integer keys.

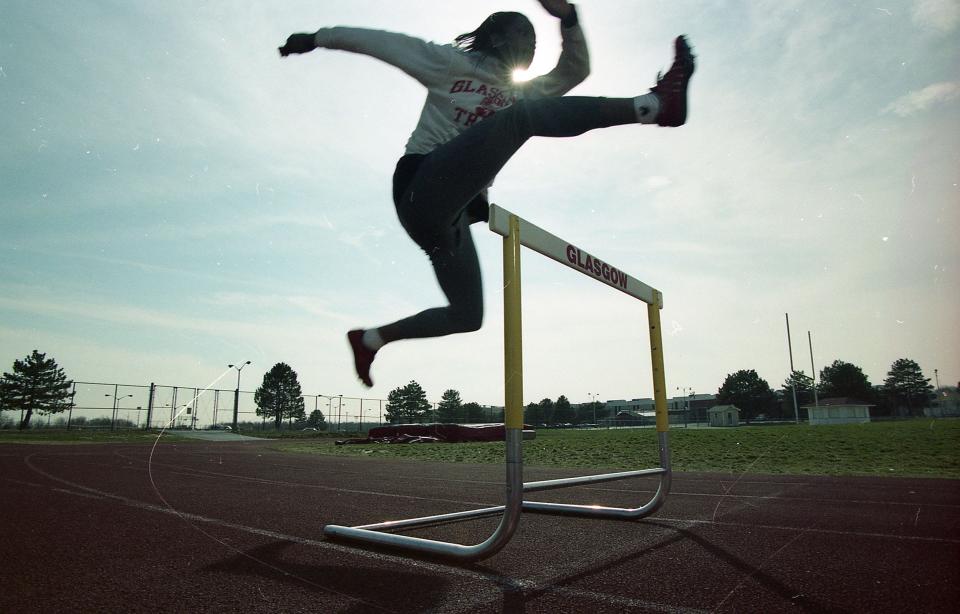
[{"left": 378, "top": 96, "right": 636, "bottom": 343}]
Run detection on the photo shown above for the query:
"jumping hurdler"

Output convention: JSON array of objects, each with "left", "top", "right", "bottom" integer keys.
[{"left": 279, "top": 1, "right": 695, "bottom": 387}]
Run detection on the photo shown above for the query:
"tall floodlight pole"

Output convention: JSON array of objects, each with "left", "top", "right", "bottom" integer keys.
[
  {"left": 785, "top": 314, "right": 800, "bottom": 424},
  {"left": 106, "top": 391, "right": 133, "bottom": 431},
  {"left": 229, "top": 361, "right": 251, "bottom": 432},
  {"left": 808, "top": 331, "right": 819, "bottom": 407},
  {"left": 934, "top": 369, "right": 941, "bottom": 410}
]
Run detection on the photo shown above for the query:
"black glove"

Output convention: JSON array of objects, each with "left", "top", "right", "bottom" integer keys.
[{"left": 279, "top": 33, "right": 316, "bottom": 57}]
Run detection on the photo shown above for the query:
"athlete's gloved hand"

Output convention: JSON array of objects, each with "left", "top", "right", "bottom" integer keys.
[{"left": 279, "top": 33, "right": 316, "bottom": 57}]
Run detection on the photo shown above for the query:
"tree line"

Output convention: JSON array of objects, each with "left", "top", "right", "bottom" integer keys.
[
  {"left": 382, "top": 383, "right": 605, "bottom": 425},
  {"left": 717, "top": 358, "right": 937, "bottom": 422},
  {"left": 0, "top": 349, "right": 946, "bottom": 429}
]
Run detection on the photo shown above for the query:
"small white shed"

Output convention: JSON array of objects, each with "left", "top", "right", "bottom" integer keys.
[
  {"left": 803, "top": 397, "right": 873, "bottom": 425},
  {"left": 708, "top": 405, "right": 741, "bottom": 427}
]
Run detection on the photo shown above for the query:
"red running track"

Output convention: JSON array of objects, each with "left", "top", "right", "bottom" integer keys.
[{"left": 2, "top": 440, "right": 958, "bottom": 613}]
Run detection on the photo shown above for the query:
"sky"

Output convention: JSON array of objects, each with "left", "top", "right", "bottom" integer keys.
[{"left": 2, "top": 0, "right": 958, "bottom": 413}]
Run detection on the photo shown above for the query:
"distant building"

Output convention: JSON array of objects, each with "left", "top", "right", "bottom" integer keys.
[
  {"left": 610, "top": 410, "right": 655, "bottom": 427},
  {"left": 606, "top": 398, "right": 655, "bottom": 413},
  {"left": 708, "top": 405, "right": 741, "bottom": 427},
  {"left": 669, "top": 393, "right": 717, "bottom": 423},
  {"left": 927, "top": 388, "right": 960, "bottom": 417},
  {"left": 607, "top": 394, "right": 716, "bottom": 414},
  {"left": 802, "top": 397, "right": 873, "bottom": 425}
]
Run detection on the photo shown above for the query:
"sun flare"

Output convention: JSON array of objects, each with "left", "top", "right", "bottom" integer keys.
[{"left": 512, "top": 68, "right": 531, "bottom": 82}]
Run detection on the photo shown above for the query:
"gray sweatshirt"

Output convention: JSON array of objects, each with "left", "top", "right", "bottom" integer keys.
[{"left": 313, "top": 21, "right": 590, "bottom": 155}]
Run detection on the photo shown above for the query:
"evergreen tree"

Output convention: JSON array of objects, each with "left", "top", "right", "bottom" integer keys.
[
  {"left": 384, "top": 381, "right": 431, "bottom": 424},
  {"left": 461, "top": 401, "right": 486, "bottom": 423},
  {"left": 525, "top": 401, "right": 542, "bottom": 425},
  {"left": 254, "top": 362, "right": 305, "bottom": 430},
  {"left": 884, "top": 358, "right": 933, "bottom": 416},
  {"left": 305, "top": 409, "right": 327, "bottom": 430},
  {"left": 716, "top": 369, "right": 777, "bottom": 421},
  {"left": 1, "top": 350, "right": 73, "bottom": 430},
  {"left": 818, "top": 360, "right": 874, "bottom": 402},
  {"left": 539, "top": 398, "right": 555, "bottom": 424},
  {"left": 574, "top": 402, "right": 596, "bottom": 424},
  {"left": 437, "top": 389, "right": 463, "bottom": 423},
  {"left": 553, "top": 395, "right": 575, "bottom": 423}
]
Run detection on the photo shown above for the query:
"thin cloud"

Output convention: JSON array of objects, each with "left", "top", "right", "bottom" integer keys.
[
  {"left": 884, "top": 82, "right": 960, "bottom": 116},
  {"left": 912, "top": 0, "right": 960, "bottom": 32}
]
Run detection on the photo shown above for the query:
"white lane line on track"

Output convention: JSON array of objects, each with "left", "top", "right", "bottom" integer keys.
[
  {"left": 1, "top": 477, "right": 47, "bottom": 488},
  {"left": 21, "top": 456, "right": 960, "bottom": 614},
  {"left": 28, "top": 461, "right": 707, "bottom": 614},
  {"left": 438, "top": 516, "right": 711, "bottom": 614},
  {"left": 714, "top": 527, "right": 810, "bottom": 611},
  {"left": 51, "top": 487, "right": 105, "bottom": 500},
  {"left": 652, "top": 516, "right": 960, "bottom": 544},
  {"left": 21, "top": 454, "right": 526, "bottom": 589},
  {"left": 105, "top": 449, "right": 960, "bottom": 511},
  {"left": 34, "top": 453, "right": 960, "bottom": 542}
]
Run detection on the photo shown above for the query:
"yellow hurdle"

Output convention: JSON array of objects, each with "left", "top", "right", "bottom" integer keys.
[{"left": 324, "top": 204, "right": 672, "bottom": 562}]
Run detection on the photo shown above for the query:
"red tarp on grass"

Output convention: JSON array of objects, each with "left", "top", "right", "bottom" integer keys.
[{"left": 336, "top": 423, "right": 531, "bottom": 445}]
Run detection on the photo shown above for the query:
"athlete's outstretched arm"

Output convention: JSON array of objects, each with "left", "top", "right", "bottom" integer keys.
[
  {"left": 523, "top": 2, "right": 589, "bottom": 98},
  {"left": 536, "top": 0, "right": 575, "bottom": 21},
  {"left": 279, "top": 27, "right": 452, "bottom": 87}
]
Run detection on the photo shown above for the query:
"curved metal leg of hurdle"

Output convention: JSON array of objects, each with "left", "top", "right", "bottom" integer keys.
[
  {"left": 323, "top": 207, "right": 671, "bottom": 562},
  {"left": 522, "top": 295, "right": 672, "bottom": 519}
]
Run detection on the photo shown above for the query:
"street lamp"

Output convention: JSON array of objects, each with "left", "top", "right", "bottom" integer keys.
[
  {"left": 676, "top": 387, "right": 694, "bottom": 426},
  {"left": 588, "top": 392, "right": 599, "bottom": 427},
  {"left": 228, "top": 361, "right": 251, "bottom": 431},
  {"left": 106, "top": 393, "right": 133, "bottom": 430}
]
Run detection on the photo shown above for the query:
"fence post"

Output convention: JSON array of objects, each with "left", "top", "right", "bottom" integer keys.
[
  {"left": 232, "top": 388, "right": 240, "bottom": 432},
  {"left": 111, "top": 384, "right": 119, "bottom": 431},
  {"left": 145, "top": 383, "right": 155, "bottom": 429},
  {"left": 67, "top": 382, "right": 77, "bottom": 430}
]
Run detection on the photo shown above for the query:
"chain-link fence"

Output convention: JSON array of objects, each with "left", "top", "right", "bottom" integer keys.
[{"left": 0, "top": 380, "right": 391, "bottom": 433}]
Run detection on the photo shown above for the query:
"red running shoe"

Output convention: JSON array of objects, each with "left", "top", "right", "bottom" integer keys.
[
  {"left": 347, "top": 329, "right": 376, "bottom": 387},
  {"left": 651, "top": 35, "right": 696, "bottom": 127}
]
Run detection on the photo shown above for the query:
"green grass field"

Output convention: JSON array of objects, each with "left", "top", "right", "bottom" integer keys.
[
  {"left": 279, "top": 419, "right": 960, "bottom": 478},
  {"left": 0, "top": 429, "right": 166, "bottom": 444},
  {"left": 2, "top": 420, "right": 957, "bottom": 478}
]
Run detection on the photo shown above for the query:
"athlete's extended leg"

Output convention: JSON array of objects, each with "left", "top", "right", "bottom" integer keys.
[
  {"left": 348, "top": 215, "right": 482, "bottom": 387},
  {"left": 379, "top": 217, "right": 483, "bottom": 341},
  {"left": 397, "top": 35, "right": 695, "bottom": 236}
]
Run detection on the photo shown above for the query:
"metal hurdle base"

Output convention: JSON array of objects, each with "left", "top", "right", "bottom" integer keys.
[
  {"left": 323, "top": 432, "right": 670, "bottom": 561},
  {"left": 324, "top": 206, "right": 672, "bottom": 563}
]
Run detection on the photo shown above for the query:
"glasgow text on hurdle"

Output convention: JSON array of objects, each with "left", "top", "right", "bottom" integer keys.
[{"left": 565, "top": 244, "right": 627, "bottom": 288}]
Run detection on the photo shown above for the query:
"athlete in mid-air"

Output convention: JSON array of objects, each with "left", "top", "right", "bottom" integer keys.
[{"left": 279, "top": 1, "right": 695, "bottom": 387}]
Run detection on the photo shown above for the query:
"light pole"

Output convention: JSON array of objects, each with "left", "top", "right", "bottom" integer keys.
[
  {"left": 785, "top": 314, "right": 800, "bottom": 424},
  {"left": 336, "top": 395, "right": 343, "bottom": 432},
  {"left": 588, "top": 392, "right": 599, "bottom": 427},
  {"left": 677, "top": 386, "right": 694, "bottom": 425},
  {"left": 228, "top": 361, "right": 251, "bottom": 432},
  {"left": 318, "top": 395, "right": 335, "bottom": 431},
  {"left": 106, "top": 393, "right": 133, "bottom": 430},
  {"left": 808, "top": 331, "right": 819, "bottom": 408}
]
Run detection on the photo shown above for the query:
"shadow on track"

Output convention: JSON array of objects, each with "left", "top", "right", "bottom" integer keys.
[{"left": 203, "top": 540, "right": 452, "bottom": 614}]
